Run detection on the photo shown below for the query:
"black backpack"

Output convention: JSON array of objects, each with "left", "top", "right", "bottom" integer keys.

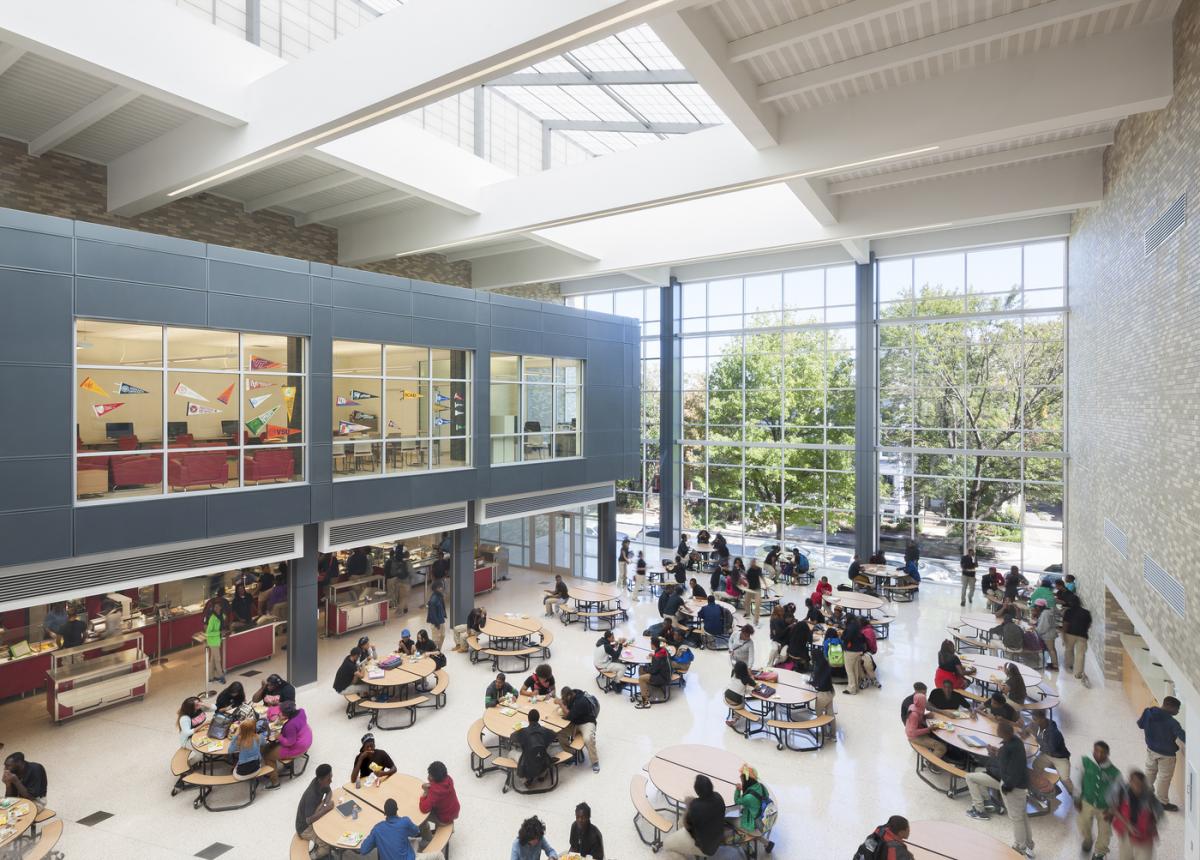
[
  {"left": 582, "top": 692, "right": 600, "bottom": 720},
  {"left": 852, "top": 828, "right": 888, "bottom": 860}
]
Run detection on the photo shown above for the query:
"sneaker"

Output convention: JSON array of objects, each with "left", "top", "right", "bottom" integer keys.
[
  {"left": 1079, "top": 675, "right": 1092, "bottom": 689},
  {"left": 1081, "top": 840, "right": 1092, "bottom": 854},
  {"left": 965, "top": 807, "right": 990, "bottom": 821},
  {"left": 1162, "top": 802, "right": 1179, "bottom": 812},
  {"left": 1023, "top": 847, "right": 1036, "bottom": 859},
  {"left": 592, "top": 763, "right": 600, "bottom": 773},
  {"left": 960, "top": 601, "right": 965, "bottom": 607}
]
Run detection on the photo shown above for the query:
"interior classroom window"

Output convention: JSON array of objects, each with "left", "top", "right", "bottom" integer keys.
[
  {"left": 490, "top": 354, "right": 583, "bottom": 464},
  {"left": 332, "top": 341, "right": 471, "bottom": 478},
  {"left": 74, "top": 320, "right": 305, "bottom": 502}
]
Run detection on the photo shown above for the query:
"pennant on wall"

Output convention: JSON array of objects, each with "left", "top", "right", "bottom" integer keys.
[
  {"left": 434, "top": 392, "right": 451, "bottom": 404},
  {"left": 401, "top": 390, "right": 421, "bottom": 399},
  {"left": 433, "top": 416, "right": 451, "bottom": 426},
  {"left": 350, "top": 390, "right": 378, "bottom": 401},
  {"left": 453, "top": 392, "right": 463, "bottom": 401},
  {"left": 79, "top": 376, "right": 108, "bottom": 397},
  {"left": 91, "top": 402, "right": 124, "bottom": 418},
  {"left": 186, "top": 402, "right": 222, "bottom": 416},
  {"left": 216, "top": 383, "right": 235, "bottom": 405},
  {"left": 350, "top": 410, "right": 376, "bottom": 423},
  {"left": 250, "top": 355, "right": 282, "bottom": 370},
  {"left": 117, "top": 382, "right": 148, "bottom": 395},
  {"left": 338, "top": 421, "right": 371, "bottom": 435},
  {"left": 249, "top": 393, "right": 272, "bottom": 409},
  {"left": 265, "top": 425, "right": 301, "bottom": 438},
  {"left": 282, "top": 386, "right": 296, "bottom": 421},
  {"left": 246, "top": 379, "right": 277, "bottom": 390},
  {"left": 336, "top": 396, "right": 359, "bottom": 407},
  {"left": 173, "top": 382, "right": 208, "bottom": 401},
  {"left": 387, "top": 420, "right": 398, "bottom": 429}
]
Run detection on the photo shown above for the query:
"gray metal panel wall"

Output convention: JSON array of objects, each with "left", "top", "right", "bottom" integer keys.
[
  {"left": 0, "top": 208, "right": 639, "bottom": 573},
  {"left": 854, "top": 259, "right": 877, "bottom": 559}
]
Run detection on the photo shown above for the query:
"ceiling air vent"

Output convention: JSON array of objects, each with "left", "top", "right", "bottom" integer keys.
[
  {"left": 321, "top": 503, "right": 469, "bottom": 553},
  {"left": 1143, "top": 554, "right": 1185, "bottom": 618},
  {"left": 478, "top": 483, "right": 616, "bottom": 524},
  {"left": 1103, "top": 518, "right": 1129, "bottom": 560},
  {"left": 1144, "top": 193, "right": 1186, "bottom": 255}
]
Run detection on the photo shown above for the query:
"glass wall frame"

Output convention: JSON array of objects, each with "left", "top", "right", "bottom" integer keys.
[{"left": 489, "top": 354, "right": 584, "bottom": 464}]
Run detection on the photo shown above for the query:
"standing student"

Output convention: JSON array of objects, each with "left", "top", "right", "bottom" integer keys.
[
  {"left": 618, "top": 539, "right": 631, "bottom": 590},
  {"left": 743, "top": 561, "right": 764, "bottom": 626},
  {"left": 426, "top": 581, "right": 447, "bottom": 651},
  {"left": 1061, "top": 593, "right": 1092, "bottom": 687},
  {"left": 556, "top": 686, "right": 601, "bottom": 773},
  {"left": 1138, "top": 696, "right": 1185, "bottom": 811},
  {"left": 390, "top": 544, "right": 412, "bottom": 614},
  {"left": 766, "top": 606, "right": 789, "bottom": 666},
  {"left": 1030, "top": 711, "right": 1075, "bottom": 798},
  {"left": 676, "top": 533, "right": 690, "bottom": 558},
  {"left": 416, "top": 760, "right": 459, "bottom": 849},
  {"left": 1078, "top": 740, "right": 1120, "bottom": 858},
  {"left": 960, "top": 546, "right": 978, "bottom": 606},
  {"left": 295, "top": 764, "right": 335, "bottom": 859},
  {"left": 661, "top": 775, "right": 726, "bottom": 860},
  {"left": 964, "top": 722, "right": 1033, "bottom": 857},
  {"left": 810, "top": 649, "right": 836, "bottom": 740},
  {"left": 1109, "top": 770, "right": 1163, "bottom": 860},
  {"left": 568, "top": 802, "right": 604, "bottom": 860},
  {"left": 1033, "top": 599, "right": 1059, "bottom": 671},
  {"left": 729, "top": 624, "right": 755, "bottom": 669},
  {"left": 203, "top": 592, "right": 227, "bottom": 684},
  {"left": 635, "top": 551, "right": 647, "bottom": 594},
  {"left": 841, "top": 616, "right": 867, "bottom": 695}
]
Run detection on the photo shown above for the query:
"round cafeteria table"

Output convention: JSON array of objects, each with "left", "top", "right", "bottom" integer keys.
[
  {"left": 823, "top": 592, "right": 885, "bottom": 615},
  {"left": 363, "top": 654, "right": 438, "bottom": 689},
  {"left": 568, "top": 582, "right": 624, "bottom": 610},
  {"left": 647, "top": 743, "right": 743, "bottom": 809},
  {"left": 960, "top": 611, "right": 1029, "bottom": 637},
  {"left": 0, "top": 799, "right": 36, "bottom": 850},
  {"left": 619, "top": 637, "right": 675, "bottom": 668},
  {"left": 905, "top": 820, "right": 1021, "bottom": 860},
  {"left": 481, "top": 614, "right": 544, "bottom": 648},
  {"left": 931, "top": 712, "right": 1037, "bottom": 759},
  {"left": 960, "top": 653, "right": 1041, "bottom": 688},
  {"left": 483, "top": 698, "right": 570, "bottom": 740},
  {"left": 752, "top": 668, "right": 818, "bottom": 709},
  {"left": 314, "top": 773, "right": 428, "bottom": 851}
]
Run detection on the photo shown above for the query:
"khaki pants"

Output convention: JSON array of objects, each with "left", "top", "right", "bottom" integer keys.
[
  {"left": 843, "top": 651, "right": 864, "bottom": 693},
  {"left": 638, "top": 671, "right": 661, "bottom": 703},
  {"left": 911, "top": 733, "right": 947, "bottom": 759},
  {"left": 299, "top": 826, "right": 332, "bottom": 859},
  {"left": 743, "top": 588, "right": 761, "bottom": 622},
  {"left": 431, "top": 624, "right": 445, "bottom": 650},
  {"left": 966, "top": 772, "right": 1032, "bottom": 850},
  {"left": 1033, "top": 752, "right": 1075, "bottom": 796},
  {"left": 663, "top": 828, "right": 712, "bottom": 859},
  {"left": 814, "top": 690, "right": 836, "bottom": 736},
  {"left": 452, "top": 624, "right": 468, "bottom": 649},
  {"left": 1078, "top": 799, "right": 1112, "bottom": 854},
  {"left": 1145, "top": 748, "right": 1177, "bottom": 803},
  {"left": 1062, "top": 633, "right": 1088, "bottom": 677},
  {"left": 1117, "top": 835, "right": 1154, "bottom": 860},
  {"left": 206, "top": 641, "right": 225, "bottom": 680},
  {"left": 389, "top": 579, "right": 410, "bottom": 611},
  {"left": 960, "top": 576, "right": 976, "bottom": 604},
  {"left": 1043, "top": 632, "right": 1060, "bottom": 668},
  {"left": 558, "top": 721, "right": 598, "bottom": 765},
  {"left": 544, "top": 596, "right": 565, "bottom": 616},
  {"left": 618, "top": 560, "right": 628, "bottom": 588},
  {"left": 635, "top": 572, "right": 646, "bottom": 593}
]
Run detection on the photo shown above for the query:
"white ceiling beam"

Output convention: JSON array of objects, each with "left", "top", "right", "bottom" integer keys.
[
  {"left": 652, "top": 7, "right": 780, "bottom": 148},
  {"left": 557, "top": 273, "right": 653, "bottom": 294},
  {"left": 527, "top": 231, "right": 602, "bottom": 262},
  {"left": 727, "top": 0, "right": 923, "bottom": 64},
  {"left": 827, "top": 130, "right": 1115, "bottom": 195},
  {"left": 759, "top": 0, "right": 1143, "bottom": 103},
  {"left": 545, "top": 119, "right": 715, "bottom": 133},
  {"left": 0, "top": 43, "right": 25, "bottom": 77},
  {"left": 871, "top": 214, "right": 1072, "bottom": 259},
  {"left": 784, "top": 177, "right": 838, "bottom": 225},
  {"left": 107, "top": 0, "right": 690, "bottom": 215},
  {"left": 671, "top": 245, "right": 854, "bottom": 283},
  {"left": 467, "top": 151, "right": 1102, "bottom": 288},
  {"left": 444, "top": 239, "right": 539, "bottom": 262},
  {"left": 28, "top": 86, "right": 138, "bottom": 157},
  {"left": 0, "top": 0, "right": 276, "bottom": 125},
  {"left": 340, "top": 21, "right": 1171, "bottom": 264},
  {"left": 243, "top": 172, "right": 359, "bottom": 213},
  {"left": 623, "top": 266, "right": 673, "bottom": 285},
  {"left": 840, "top": 238, "right": 871, "bottom": 264},
  {"left": 295, "top": 190, "right": 411, "bottom": 226},
  {"left": 490, "top": 69, "right": 694, "bottom": 86}
]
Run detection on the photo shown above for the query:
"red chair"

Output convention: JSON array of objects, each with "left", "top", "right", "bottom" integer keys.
[
  {"left": 168, "top": 451, "right": 228, "bottom": 490},
  {"left": 244, "top": 448, "right": 294, "bottom": 483},
  {"left": 169, "top": 433, "right": 195, "bottom": 448},
  {"left": 110, "top": 453, "right": 161, "bottom": 488},
  {"left": 117, "top": 435, "right": 140, "bottom": 450}
]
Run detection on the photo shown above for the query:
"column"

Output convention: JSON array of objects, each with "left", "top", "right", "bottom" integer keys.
[
  {"left": 658, "top": 277, "right": 681, "bottom": 550},
  {"left": 854, "top": 259, "right": 877, "bottom": 560},
  {"left": 286, "top": 523, "right": 319, "bottom": 688},
  {"left": 597, "top": 501, "right": 617, "bottom": 582},
  {"left": 450, "top": 508, "right": 478, "bottom": 626}
]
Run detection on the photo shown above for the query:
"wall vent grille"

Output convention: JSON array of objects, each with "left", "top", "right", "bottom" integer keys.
[
  {"left": 323, "top": 504, "right": 468, "bottom": 552},
  {"left": 1103, "top": 518, "right": 1129, "bottom": 559},
  {"left": 0, "top": 531, "right": 299, "bottom": 610},
  {"left": 1145, "top": 193, "right": 1186, "bottom": 255},
  {"left": 478, "top": 483, "right": 615, "bottom": 524},
  {"left": 1143, "top": 554, "right": 1185, "bottom": 618}
]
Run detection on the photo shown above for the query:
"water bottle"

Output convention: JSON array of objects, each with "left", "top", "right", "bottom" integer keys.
[{"left": 351, "top": 804, "right": 358, "bottom": 820}]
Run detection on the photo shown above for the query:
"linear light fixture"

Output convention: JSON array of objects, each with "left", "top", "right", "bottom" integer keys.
[
  {"left": 395, "top": 144, "right": 942, "bottom": 256},
  {"left": 168, "top": 0, "right": 680, "bottom": 197}
]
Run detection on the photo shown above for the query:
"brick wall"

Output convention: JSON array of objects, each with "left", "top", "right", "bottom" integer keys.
[
  {"left": 1102, "top": 587, "right": 1137, "bottom": 681},
  {"left": 493, "top": 282, "right": 564, "bottom": 303},
  {"left": 1068, "top": 0, "right": 1200, "bottom": 687},
  {"left": 0, "top": 134, "right": 471, "bottom": 288}
]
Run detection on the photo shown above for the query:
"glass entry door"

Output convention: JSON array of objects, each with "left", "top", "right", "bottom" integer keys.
[{"left": 530, "top": 512, "right": 579, "bottom": 577}]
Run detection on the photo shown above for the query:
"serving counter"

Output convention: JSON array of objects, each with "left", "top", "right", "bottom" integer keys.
[
  {"left": 45, "top": 632, "right": 150, "bottom": 723},
  {"left": 326, "top": 574, "right": 389, "bottom": 636}
]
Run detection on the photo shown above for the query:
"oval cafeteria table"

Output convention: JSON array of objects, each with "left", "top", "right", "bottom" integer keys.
[
  {"left": 481, "top": 613, "right": 544, "bottom": 648},
  {"left": 931, "top": 712, "right": 1038, "bottom": 759},
  {"left": 314, "top": 773, "right": 429, "bottom": 852},
  {"left": 905, "top": 820, "right": 1021, "bottom": 860},
  {"left": 0, "top": 799, "right": 36, "bottom": 850},
  {"left": 647, "top": 743, "right": 743, "bottom": 810},
  {"left": 960, "top": 611, "right": 1029, "bottom": 636},
  {"left": 960, "top": 653, "right": 1042, "bottom": 688},
  {"left": 823, "top": 591, "right": 885, "bottom": 615},
  {"left": 363, "top": 654, "right": 437, "bottom": 689},
  {"left": 567, "top": 582, "right": 624, "bottom": 609},
  {"left": 483, "top": 698, "right": 570, "bottom": 741}
]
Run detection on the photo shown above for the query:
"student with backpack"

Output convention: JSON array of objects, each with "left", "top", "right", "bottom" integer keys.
[
  {"left": 555, "top": 687, "right": 601, "bottom": 773},
  {"left": 730, "top": 765, "right": 773, "bottom": 853},
  {"left": 854, "top": 816, "right": 914, "bottom": 860},
  {"left": 510, "top": 709, "right": 557, "bottom": 789}
]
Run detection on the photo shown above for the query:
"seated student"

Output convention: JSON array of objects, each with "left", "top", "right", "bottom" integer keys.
[
  {"left": 644, "top": 616, "right": 685, "bottom": 648},
  {"left": 980, "top": 566, "right": 1004, "bottom": 598},
  {"left": 254, "top": 673, "right": 296, "bottom": 705},
  {"left": 689, "top": 578, "right": 708, "bottom": 600},
  {"left": 928, "top": 679, "right": 971, "bottom": 714},
  {"left": 785, "top": 615, "right": 815, "bottom": 671},
  {"left": 351, "top": 733, "right": 396, "bottom": 785},
  {"left": 230, "top": 582, "right": 256, "bottom": 629},
  {"left": 731, "top": 766, "right": 771, "bottom": 847},
  {"left": 896, "top": 558, "right": 921, "bottom": 585},
  {"left": 671, "top": 644, "right": 695, "bottom": 675},
  {"left": 696, "top": 529, "right": 711, "bottom": 545},
  {"left": 396, "top": 628, "right": 417, "bottom": 655},
  {"left": 485, "top": 672, "right": 517, "bottom": 707},
  {"left": 415, "top": 629, "right": 439, "bottom": 654},
  {"left": 660, "top": 584, "right": 686, "bottom": 623},
  {"left": 1028, "top": 578, "right": 1057, "bottom": 609},
  {"left": 593, "top": 631, "right": 625, "bottom": 676},
  {"left": 1005, "top": 566, "right": 1029, "bottom": 600},
  {"left": 510, "top": 710, "right": 558, "bottom": 789},
  {"left": 990, "top": 611, "right": 1026, "bottom": 653},
  {"left": 904, "top": 690, "right": 947, "bottom": 758},
  {"left": 277, "top": 700, "right": 312, "bottom": 764},
  {"left": 569, "top": 802, "right": 605, "bottom": 860},
  {"left": 661, "top": 775, "right": 727, "bottom": 860},
  {"left": 543, "top": 575, "right": 569, "bottom": 617},
  {"left": 868, "top": 550, "right": 886, "bottom": 565},
  {"left": 792, "top": 547, "right": 810, "bottom": 577},
  {"left": 356, "top": 635, "right": 378, "bottom": 664},
  {"left": 811, "top": 576, "right": 833, "bottom": 607},
  {"left": 804, "top": 598, "right": 825, "bottom": 625},
  {"left": 296, "top": 764, "right": 336, "bottom": 859},
  {"left": 677, "top": 533, "right": 690, "bottom": 558},
  {"left": 417, "top": 760, "right": 460, "bottom": 848},
  {"left": 767, "top": 606, "right": 791, "bottom": 666},
  {"left": 216, "top": 680, "right": 247, "bottom": 712},
  {"left": 935, "top": 639, "right": 973, "bottom": 690},
  {"left": 635, "top": 637, "right": 673, "bottom": 709},
  {"left": 686, "top": 550, "right": 703, "bottom": 572},
  {"left": 360, "top": 796, "right": 445, "bottom": 860},
  {"left": 230, "top": 717, "right": 278, "bottom": 787},
  {"left": 724, "top": 660, "right": 757, "bottom": 732},
  {"left": 696, "top": 595, "right": 726, "bottom": 645},
  {"left": 1001, "top": 662, "right": 1028, "bottom": 703},
  {"left": 333, "top": 646, "right": 368, "bottom": 696},
  {"left": 900, "top": 682, "right": 927, "bottom": 725},
  {"left": 983, "top": 691, "right": 1020, "bottom": 726},
  {"left": 511, "top": 815, "right": 558, "bottom": 860},
  {"left": 177, "top": 696, "right": 212, "bottom": 753},
  {"left": 521, "top": 663, "right": 556, "bottom": 699},
  {"left": 1063, "top": 574, "right": 1077, "bottom": 593}
]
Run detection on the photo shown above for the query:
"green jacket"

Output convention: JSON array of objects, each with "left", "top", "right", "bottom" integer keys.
[
  {"left": 733, "top": 782, "right": 768, "bottom": 832},
  {"left": 204, "top": 611, "right": 224, "bottom": 647},
  {"left": 1080, "top": 755, "right": 1120, "bottom": 809}
]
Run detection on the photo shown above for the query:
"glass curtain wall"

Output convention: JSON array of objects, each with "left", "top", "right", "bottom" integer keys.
[{"left": 876, "top": 241, "right": 1067, "bottom": 583}]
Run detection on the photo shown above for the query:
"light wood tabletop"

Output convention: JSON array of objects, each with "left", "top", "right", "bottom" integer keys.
[
  {"left": 567, "top": 582, "right": 624, "bottom": 604},
  {"left": 931, "top": 712, "right": 1037, "bottom": 758},
  {"left": 823, "top": 592, "right": 885, "bottom": 612},
  {"left": 482, "top": 614, "right": 543, "bottom": 640},
  {"left": 483, "top": 698, "right": 570, "bottom": 739},
  {"left": 0, "top": 799, "right": 36, "bottom": 849},
  {"left": 646, "top": 744, "right": 744, "bottom": 807},
  {"left": 752, "top": 668, "right": 818, "bottom": 707},
  {"left": 619, "top": 637, "right": 675, "bottom": 666},
  {"left": 344, "top": 772, "right": 428, "bottom": 822},
  {"left": 363, "top": 654, "right": 437, "bottom": 688},
  {"left": 311, "top": 792, "right": 384, "bottom": 853},
  {"left": 960, "top": 612, "right": 1030, "bottom": 634},
  {"left": 960, "top": 654, "right": 1042, "bottom": 687},
  {"left": 905, "top": 819, "right": 1022, "bottom": 859}
]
